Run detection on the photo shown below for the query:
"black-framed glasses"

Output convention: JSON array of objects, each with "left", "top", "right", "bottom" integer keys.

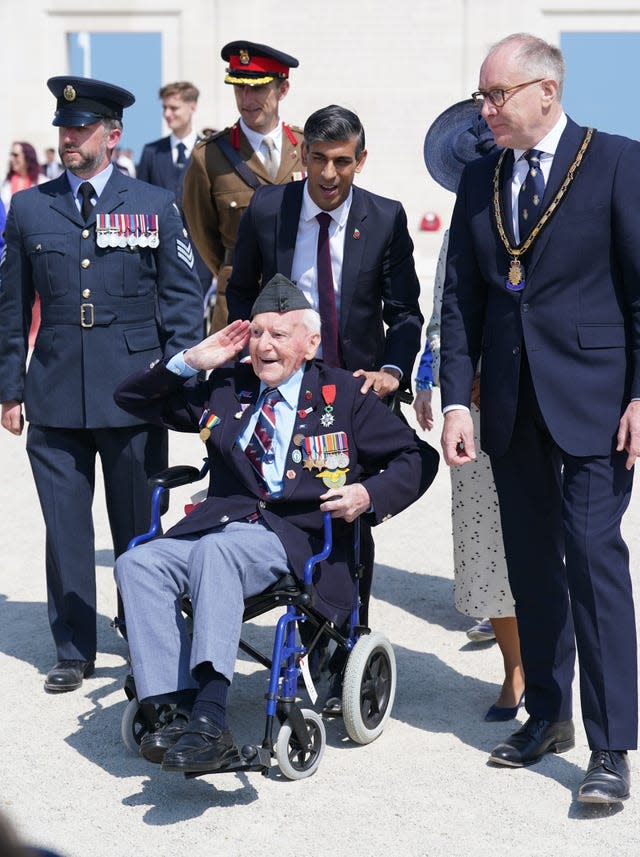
[{"left": 471, "top": 78, "right": 545, "bottom": 108}]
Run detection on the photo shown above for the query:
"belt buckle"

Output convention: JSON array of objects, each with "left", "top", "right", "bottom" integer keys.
[{"left": 80, "top": 303, "right": 94, "bottom": 328}]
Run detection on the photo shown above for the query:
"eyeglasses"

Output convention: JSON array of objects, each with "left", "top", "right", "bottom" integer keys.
[{"left": 471, "top": 78, "right": 545, "bottom": 108}]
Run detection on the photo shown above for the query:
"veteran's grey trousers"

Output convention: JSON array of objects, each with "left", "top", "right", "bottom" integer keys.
[{"left": 114, "top": 521, "right": 290, "bottom": 701}]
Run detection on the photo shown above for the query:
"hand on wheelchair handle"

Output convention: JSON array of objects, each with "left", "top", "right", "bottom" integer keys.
[
  {"left": 319, "top": 483, "right": 371, "bottom": 522},
  {"left": 352, "top": 368, "right": 400, "bottom": 399}
]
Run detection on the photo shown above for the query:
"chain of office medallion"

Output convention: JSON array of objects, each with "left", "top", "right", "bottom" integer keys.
[{"left": 492, "top": 127, "right": 594, "bottom": 260}]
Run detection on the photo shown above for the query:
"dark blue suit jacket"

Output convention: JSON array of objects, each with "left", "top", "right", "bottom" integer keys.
[
  {"left": 440, "top": 117, "right": 640, "bottom": 457},
  {"left": 137, "top": 136, "right": 185, "bottom": 202},
  {"left": 0, "top": 169, "right": 203, "bottom": 428},
  {"left": 226, "top": 181, "right": 423, "bottom": 390},
  {"left": 115, "top": 359, "right": 437, "bottom": 623}
]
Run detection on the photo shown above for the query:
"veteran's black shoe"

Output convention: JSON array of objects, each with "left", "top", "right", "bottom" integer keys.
[
  {"left": 161, "top": 715, "right": 240, "bottom": 773},
  {"left": 322, "top": 671, "right": 344, "bottom": 717},
  {"left": 489, "top": 716, "right": 575, "bottom": 767},
  {"left": 577, "top": 750, "right": 630, "bottom": 804},
  {"left": 140, "top": 709, "right": 191, "bottom": 765},
  {"left": 44, "top": 660, "right": 95, "bottom": 693}
]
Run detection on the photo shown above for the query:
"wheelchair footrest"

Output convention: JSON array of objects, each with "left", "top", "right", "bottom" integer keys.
[{"left": 183, "top": 745, "right": 271, "bottom": 778}]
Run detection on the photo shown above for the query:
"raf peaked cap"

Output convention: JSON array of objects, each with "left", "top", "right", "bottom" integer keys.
[
  {"left": 47, "top": 76, "right": 135, "bottom": 127},
  {"left": 251, "top": 275, "right": 312, "bottom": 317},
  {"left": 221, "top": 40, "right": 299, "bottom": 86},
  {"left": 423, "top": 99, "right": 498, "bottom": 193}
]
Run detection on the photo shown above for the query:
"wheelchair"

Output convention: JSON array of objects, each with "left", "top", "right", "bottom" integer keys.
[{"left": 119, "top": 461, "right": 397, "bottom": 780}]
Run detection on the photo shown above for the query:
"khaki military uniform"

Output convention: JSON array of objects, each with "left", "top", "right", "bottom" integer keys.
[{"left": 183, "top": 121, "right": 304, "bottom": 331}]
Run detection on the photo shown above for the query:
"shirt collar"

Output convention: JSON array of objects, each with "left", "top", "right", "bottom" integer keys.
[
  {"left": 66, "top": 162, "right": 114, "bottom": 198},
  {"left": 301, "top": 181, "right": 352, "bottom": 228},
  {"left": 239, "top": 117, "right": 283, "bottom": 154},
  {"left": 513, "top": 112, "right": 567, "bottom": 162},
  {"left": 258, "top": 365, "right": 305, "bottom": 409},
  {"left": 170, "top": 130, "right": 198, "bottom": 152}
]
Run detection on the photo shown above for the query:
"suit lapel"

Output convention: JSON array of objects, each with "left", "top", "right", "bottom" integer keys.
[
  {"left": 500, "top": 150, "right": 517, "bottom": 247},
  {"left": 276, "top": 181, "right": 304, "bottom": 277},
  {"left": 48, "top": 174, "right": 84, "bottom": 226},
  {"left": 525, "top": 118, "right": 587, "bottom": 281},
  {"left": 340, "top": 187, "right": 368, "bottom": 334},
  {"left": 281, "top": 362, "right": 322, "bottom": 500},
  {"left": 275, "top": 125, "right": 302, "bottom": 182}
]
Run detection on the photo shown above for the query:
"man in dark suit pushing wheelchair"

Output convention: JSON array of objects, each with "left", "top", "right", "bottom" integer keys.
[{"left": 114, "top": 276, "right": 437, "bottom": 775}]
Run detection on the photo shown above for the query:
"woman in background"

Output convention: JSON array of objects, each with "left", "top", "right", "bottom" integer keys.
[{"left": 415, "top": 101, "right": 524, "bottom": 722}]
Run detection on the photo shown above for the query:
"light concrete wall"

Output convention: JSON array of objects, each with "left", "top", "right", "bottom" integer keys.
[{"left": 3, "top": 0, "right": 640, "bottom": 283}]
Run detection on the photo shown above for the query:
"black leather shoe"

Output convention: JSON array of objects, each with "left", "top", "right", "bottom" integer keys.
[
  {"left": 44, "top": 660, "right": 95, "bottom": 693},
  {"left": 322, "top": 671, "right": 344, "bottom": 717},
  {"left": 140, "top": 709, "right": 191, "bottom": 764},
  {"left": 577, "top": 750, "right": 630, "bottom": 803},
  {"left": 161, "top": 715, "right": 241, "bottom": 773},
  {"left": 489, "top": 717, "right": 575, "bottom": 767}
]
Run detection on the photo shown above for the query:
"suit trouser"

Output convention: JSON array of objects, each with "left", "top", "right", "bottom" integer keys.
[
  {"left": 26, "top": 424, "right": 167, "bottom": 662},
  {"left": 114, "top": 521, "right": 289, "bottom": 701},
  {"left": 490, "top": 358, "right": 637, "bottom": 750}
]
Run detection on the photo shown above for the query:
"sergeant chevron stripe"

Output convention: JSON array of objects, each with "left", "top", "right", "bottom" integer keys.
[{"left": 176, "top": 238, "right": 194, "bottom": 269}]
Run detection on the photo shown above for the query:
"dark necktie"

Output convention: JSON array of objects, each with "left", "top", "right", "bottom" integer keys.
[
  {"left": 315, "top": 212, "right": 341, "bottom": 367},
  {"left": 176, "top": 142, "right": 187, "bottom": 168},
  {"left": 78, "top": 181, "right": 95, "bottom": 221},
  {"left": 244, "top": 388, "right": 281, "bottom": 492},
  {"left": 518, "top": 149, "right": 545, "bottom": 242}
]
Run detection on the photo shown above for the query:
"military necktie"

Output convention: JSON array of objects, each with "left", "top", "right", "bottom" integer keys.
[
  {"left": 78, "top": 182, "right": 95, "bottom": 221},
  {"left": 176, "top": 141, "right": 187, "bottom": 168},
  {"left": 261, "top": 136, "right": 278, "bottom": 179},
  {"left": 315, "top": 212, "right": 341, "bottom": 368},
  {"left": 518, "top": 149, "right": 545, "bottom": 242},
  {"left": 245, "top": 388, "right": 282, "bottom": 493}
]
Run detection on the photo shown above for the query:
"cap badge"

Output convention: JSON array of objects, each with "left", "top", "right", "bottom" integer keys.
[
  {"left": 63, "top": 85, "right": 77, "bottom": 102},
  {"left": 239, "top": 49, "right": 250, "bottom": 65}
]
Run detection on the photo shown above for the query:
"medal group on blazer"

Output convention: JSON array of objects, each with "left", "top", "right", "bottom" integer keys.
[
  {"left": 96, "top": 213, "right": 159, "bottom": 248},
  {"left": 197, "top": 383, "right": 351, "bottom": 488}
]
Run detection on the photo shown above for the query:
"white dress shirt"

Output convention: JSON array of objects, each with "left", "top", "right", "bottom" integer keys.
[
  {"left": 239, "top": 117, "right": 283, "bottom": 173},
  {"left": 170, "top": 131, "right": 198, "bottom": 164}
]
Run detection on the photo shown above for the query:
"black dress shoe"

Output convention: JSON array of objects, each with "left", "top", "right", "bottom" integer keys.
[
  {"left": 44, "top": 660, "right": 95, "bottom": 693},
  {"left": 140, "top": 709, "right": 190, "bottom": 764},
  {"left": 489, "top": 716, "right": 575, "bottom": 767},
  {"left": 578, "top": 750, "right": 630, "bottom": 803},
  {"left": 161, "top": 715, "right": 240, "bottom": 773}
]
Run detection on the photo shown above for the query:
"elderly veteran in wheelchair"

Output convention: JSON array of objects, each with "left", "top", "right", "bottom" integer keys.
[{"left": 114, "top": 275, "right": 436, "bottom": 775}]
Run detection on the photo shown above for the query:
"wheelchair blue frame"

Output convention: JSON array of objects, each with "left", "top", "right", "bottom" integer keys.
[{"left": 121, "top": 462, "right": 366, "bottom": 778}]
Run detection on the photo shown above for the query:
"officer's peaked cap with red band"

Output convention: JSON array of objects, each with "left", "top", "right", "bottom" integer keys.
[{"left": 221, "top": 40, "right": 299, "bottom": 86}]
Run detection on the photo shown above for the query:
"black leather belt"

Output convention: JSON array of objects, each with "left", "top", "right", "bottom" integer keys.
[{"left": 42, "top": 301, "right": 156, "bottom": 328}]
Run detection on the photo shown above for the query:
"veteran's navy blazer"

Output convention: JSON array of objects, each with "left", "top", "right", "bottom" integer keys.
[{"left": 115, "top": 359, "right": 438, "bottom": 623}]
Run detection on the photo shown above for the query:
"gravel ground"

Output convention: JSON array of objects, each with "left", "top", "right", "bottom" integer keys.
[{"left": 1, "top": 398, "right": 640, "bottom": 857}]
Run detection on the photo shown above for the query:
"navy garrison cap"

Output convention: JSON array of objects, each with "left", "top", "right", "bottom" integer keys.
[
  {"left": 423, "top": 99, "right": 498, "bottom": 193},
  {"left": 47, "top": 76, "right": 135, "bottom": 127},
  {"left": 251, "top": 275, "right": 312, "bottom": 318},
  {"left": 221, "top": 41, "right": 299, "bottom": 86}
]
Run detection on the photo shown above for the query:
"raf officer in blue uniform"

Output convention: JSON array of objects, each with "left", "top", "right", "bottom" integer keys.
[{"left": 0, "top": 76, "right": 203, "bottom": 694}]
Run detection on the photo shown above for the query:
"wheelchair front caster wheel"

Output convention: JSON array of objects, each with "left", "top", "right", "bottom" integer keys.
[
  {"left": 343, "top": 631, "right": 396, "bottom": 745},
  {"left": 120, "top": 698, "right": 150, "bottom": 754},
  {"left": 275, "top": 708, "right": 325, "bottom": 780}
]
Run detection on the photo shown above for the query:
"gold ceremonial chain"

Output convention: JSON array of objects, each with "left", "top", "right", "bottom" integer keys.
[{"left": 492, "top": 128, "right": 594, "bottom": 289}]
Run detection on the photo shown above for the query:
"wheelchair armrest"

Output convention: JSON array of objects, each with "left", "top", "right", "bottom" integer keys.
[{"left": 148, "top": 465, "right": 204, "bottom": 490}]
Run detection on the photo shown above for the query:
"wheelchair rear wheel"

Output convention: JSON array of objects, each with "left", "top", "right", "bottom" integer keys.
[
  {"left": 342, "top": 631, "right": 396, "bottom": 745},
  {"left": 275, "top": 708, "right": 326, "bottom": 780}
]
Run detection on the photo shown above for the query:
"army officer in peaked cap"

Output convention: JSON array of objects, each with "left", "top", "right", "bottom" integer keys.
[
  {"left": 183, "top": 40, "right": 305, "bottom": 334},
  {"left": 0, "top": 76, "right": 203, "bottom": 695}
]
